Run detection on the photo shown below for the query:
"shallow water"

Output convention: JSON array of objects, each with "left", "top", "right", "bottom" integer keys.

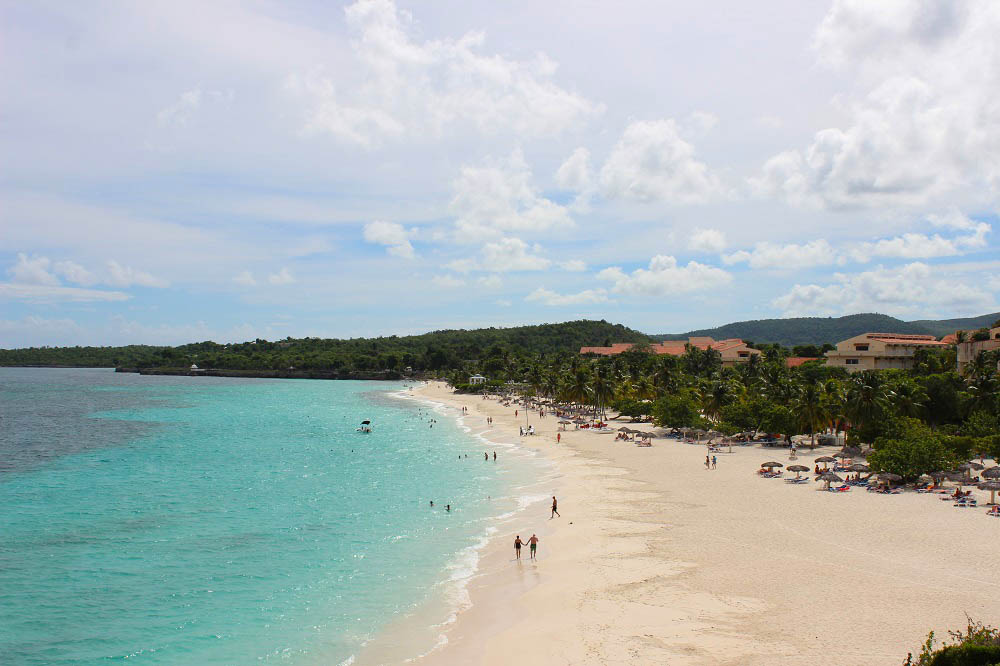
[{"left": 0, "top": 369, "right": 527, "bottom": 664}]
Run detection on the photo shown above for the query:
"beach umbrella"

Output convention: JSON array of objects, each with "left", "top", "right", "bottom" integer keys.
[
  {"left": 930, "top": 471, "right": 950, "bottom": 483},
  {"left": 847, "top": 463, "right": 870, "bottom": 472},
  {"left": 572, "top": 418, "right": 586, "bottom": 424},
  {"left": 982, "top": 467, "right": 1000, "bottom": 480},
  {"left": 958, "top": 461, "right": 985, "bottom": 478},
  {"left": 559, "top": 420, "right": 572, "bottom": 424},
  {"left": 618, "top": 426, "right": 629, "bottom": 431},
  {"left": 817, "top": 472, "right": 843, "bottom": 489},
  {"left": 979, "top": 481, "right": 1000, "bottom": 505},
  {"left": 832, "top": 451, "right": 853, "bottom": 460},
  {"left": 787, "top": 464, "right": 810, "bottom": 478},
  {"left": 760, "top": 461, "right": 784, "bottom": 468},
  {"left": 815, "top": 455, "right": 836, "bottom": 471},
  {"left": 876, "top": 472, "right": 902, "bottom": 485}
]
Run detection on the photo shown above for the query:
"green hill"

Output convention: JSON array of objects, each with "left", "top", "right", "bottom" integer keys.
[
  {"left": 652, "top": 312, "right": 1000, "bottom": 347},
  {"left": 0, "top": 320, "right": 650, "bottom": 370}
]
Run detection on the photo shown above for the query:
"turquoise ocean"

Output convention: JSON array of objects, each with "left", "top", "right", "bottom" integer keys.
[{"left": 0, "top": 368, "right": 539, "bottom": 664}]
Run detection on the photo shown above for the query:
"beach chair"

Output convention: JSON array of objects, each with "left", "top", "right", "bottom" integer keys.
[{"left": 986, "top": 507, "right": 1000, "bottom": 517}]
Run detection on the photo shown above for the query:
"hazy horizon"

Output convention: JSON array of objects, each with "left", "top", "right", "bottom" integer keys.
[{"left": 2, "top": 1, "right": 999, "bottom": 347}]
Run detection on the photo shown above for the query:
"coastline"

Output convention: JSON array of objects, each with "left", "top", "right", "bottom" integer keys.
[{"left": 397, "top": 382, "right": 1000, "bottom": 666}]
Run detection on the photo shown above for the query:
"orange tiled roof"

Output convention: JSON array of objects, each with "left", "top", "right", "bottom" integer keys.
[
  {"left": 865, "top": 333, "right": 949, "bottom": 346},
  {"left": 940, "top": 334, "right": 958, "bottom": 344},
  {"left": 785, "top": 356, "right": 815, "bottom": 368}
]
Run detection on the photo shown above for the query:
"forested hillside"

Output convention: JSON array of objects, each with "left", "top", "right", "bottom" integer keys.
[
  {"left": 653, "top": 312, "right": 1000, "bottom": 347},
  {"left": 0, "top": 320, "right": 650, "bottom": 372}
]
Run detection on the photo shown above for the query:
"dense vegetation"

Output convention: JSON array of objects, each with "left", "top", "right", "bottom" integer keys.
[
  {"left": 0, "top": 320, "right": 650, "bottom": 373},
  {"left": 653, "top": 312, "right": 1000, "bottom": 347},
  {"left": 905, "top": 618, "right": 1000, "bottom": 666},
  {"left": 447, "top": 343, "right": 1000, "bottom": 477}
]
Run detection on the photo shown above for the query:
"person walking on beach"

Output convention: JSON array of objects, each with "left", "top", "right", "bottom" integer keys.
[
  {"left": 528, "top": 534, "right": 539, "bottom": 560},
  {"left": 711, "top": 455, "right": 717, "bottom": 469},
  {"left": 551, "top": 496, "right": 560, "bottom": 518},
  {"left": 514, "top": 535, "right": 523, "bottom": 560},
  {"left": 705, "top": 454, "right": 710, "bottom": 469},
  {"left": 557, "top": 433, "right": 561, "bottom": 444}
]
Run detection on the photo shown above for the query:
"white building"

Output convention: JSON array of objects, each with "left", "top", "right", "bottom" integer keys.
[{"left": 469, "top": 374, "right": 487, "bottom": 385}]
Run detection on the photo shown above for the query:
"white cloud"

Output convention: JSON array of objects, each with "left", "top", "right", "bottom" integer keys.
[
  {"left": 558, "top": 259, "right": 586, "bottom": 272},
  {"left": 850, "top": 224, "right": 991, "bottom": 262},
  {"left": 448, "top": 237, "right": 552, "bottom": 273},
  {"left": 363, "top": 220, "right": 416, "bottom": 259},
  {"left": 555, "top": 147, "right": 593, "bottom": 191},
  {"left": 156, "top": 89, "right": 233, "bottom": 127},
  {"left": 688, "top": 228, "right": 727, "bottom": 253},
  {"left": 268, "top": 268, "right": 296, "bottom": 285},
  {"left": 288, "top": 0, "right": 601, "bottom": 147},
  {"left": 754, "top": 1, "right": 1000, "bottom": 209},
  {"left": 928, "top": 209, "right": 981, "bottom": 231},
  {"left": 477, "top": 275, "right": 502, "bottom": 289},
  {"left": 773, "top": 262, "right": 997, "bottom": 317},
  {"left": 597, "top": 255, "right": 732, "bottom": 296},
  {"left": 7, "top": 253, "right": 59, "bottom": 285},
  {"left": 599, "top": 119, "right": 723, "bottom": 204},
  {"left": 233, "top": 271, "right": 257, "bottom": 286},
  {"left": 722, "top": 239, "right": 837, "bottom": 269},
  {"left": 526, "top": 287, "right": 610, "bottom": 306},
  {"left": 53, "top": 260, "right": 98, "bottom": 286},
  {"left": 0, "top": 283, "right": 131, "bottom": 304},
  {"left": 432, "top": 274, "right": 465, "bottom": 288},
  {"left": 450, "top": 150, "right": 573, "bottom": 242},
  {"left": 106, "top": 261, "right": 170, "bottom": 288},
  {"left": 0, "top": 316, "right": 84, "bottom": 347}
]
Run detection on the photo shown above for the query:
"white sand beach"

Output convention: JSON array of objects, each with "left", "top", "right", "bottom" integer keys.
[{"left": 395, "top": 381, "right": 1000, "bottom": 666}]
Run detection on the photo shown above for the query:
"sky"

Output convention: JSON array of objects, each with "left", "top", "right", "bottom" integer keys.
[{"left": 2, "top": 0, "right": 999, "bottom": 347}]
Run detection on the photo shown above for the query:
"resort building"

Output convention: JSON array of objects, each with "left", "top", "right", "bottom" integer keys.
[
  {"left": 580, "top": 337, "right": 762, "bottom": 367},
  {"left": 823, "top": 333, "right": 949, "bottom": 372},
  {"left": 468, "top": 374, "right": 487, "bottom": 385},
  {"left": 955, "top": 326, "right": 1000, "bottom": 373}
]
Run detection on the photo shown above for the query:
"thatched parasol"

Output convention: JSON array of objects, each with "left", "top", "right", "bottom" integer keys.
[
  {"left": 787, "top": 464, "right": 810, "bottom": 478},
  {"left": 760, "top": 461, "right": 784, "bottom": 468},
  {"left": 876, "top": 472, "right": 902, "bottom": 485},
  {"left": 815, "top": 455, "right": 836, "bottom": 471},
  {"left": 847, "top": 463, "right": 870, "bottom": 472},
  {"left": 979, "top": 480, "right": 1000, "bottom": 505},
  {"left": 817, "top": 472, "right": 843, "bottom": 489},
  {"left": 982, "top": 467, "right": 1000, "bottom": 480}
]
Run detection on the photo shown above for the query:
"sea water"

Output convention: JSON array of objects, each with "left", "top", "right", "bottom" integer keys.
[{"left": 0, "top": 368, "right": 536, "bottom": 664}]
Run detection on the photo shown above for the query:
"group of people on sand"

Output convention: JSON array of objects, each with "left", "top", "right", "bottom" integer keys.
[{"left": 513, "top": 497, "right": 560, "bottom": 561}]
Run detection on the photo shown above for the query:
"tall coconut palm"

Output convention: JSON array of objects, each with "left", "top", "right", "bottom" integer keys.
[
  {"left": 796, "top": 382, "right": 829, "bottom": 448},
  {"left": 590, "top": 363, "right": 616, "bottom": 420},
  {"left": 846, "top": 371, "right": 889, "bottom": 433},
  {"left": 888, "top": 379, "right": 928, "bottom": 419}
]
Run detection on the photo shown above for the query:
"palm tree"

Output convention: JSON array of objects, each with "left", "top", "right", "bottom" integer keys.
[
  {"left": 888, "top": 380, "right": 928, "bottom": 419},
  {"left": 590, "top": 364, "right": 616, "bottom": 420},
  {"left": 796, "top": 382, "right": 829, "bottom": 448},
  {"left": 702, "top": 380, "right": 735, "bottom": 421},
  {"left": 846, "top": 371, "right": 889, "bottom": 434}
]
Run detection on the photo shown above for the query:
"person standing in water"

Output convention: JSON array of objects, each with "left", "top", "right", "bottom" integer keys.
[
  {"left": 514, "top": 535, "right": 523, "bottom": 560},
  {"left": 493, "top": 451, "right": 496, "bottom": 461},
  {"left": 527, "top": 534, "right": 539, "bottom": 560},
  {"left": 551, "top": 496, "right": 560, "bottom": 518},
  {"left": 484, "top": 452, "right": 489, "bottom": 461}
]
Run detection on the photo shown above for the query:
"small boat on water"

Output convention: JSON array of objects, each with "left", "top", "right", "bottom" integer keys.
[{"left": 356, "top": 419, "right": 372, "bottom": 433}]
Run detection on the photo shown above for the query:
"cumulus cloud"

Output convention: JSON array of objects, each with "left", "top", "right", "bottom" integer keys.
[
  {"left": 688, "top": 228, "right": 727, "bottom": 253},
  {"left": 106, "top": 261, "right": 170, "bottom": 288},
  {"left": 450, "top": 150, "right": 573, "bottom": 242},
  {"left": 722, "top": 240, "right": 837, "bottom": 269},
  {"left": 233, "top": 271, "right": 257, "bottom": 286},
  {"left": 773, "top": 261, "right": 997, "bottom": 317},
  {"left": 597, "top": 255, "right": 732, "bottom": 296},
  {"left": 448, "top": 237, "right": 552, "bottom": 273},
  {"left": 363, "top": 220, "right": 416, "bottom": 259},
  {"left": 555, "top": 147, "right": 593, "bottom": 192},
  {"left": 525, "top": 287, "right": 609, "bottom": 306},
  {"left": 53, "top": 260, "right": 98, "bottom": 286},
  {"left": 156, "top": 89, "right": 233, "bottom": 127},
  {"left": 432, "top": 274, "right": 465, "bottom": 288},
  {"left": 850, "top": 224, "right": 990, "bottom": 262},
  {"left": 599, "top": 119, "right": 723, "bottom": 204},
  {"left": 558, "top": 259, "right": 586, "bottom": 272},
  {"left": 267, "top": 268, "right": 296, "bottom": 285},
  {"left": 477, "top": 275, "right": 502, "bottom": 289},
  {"left": 7, "top": 253, "right": 59, "bottom": 285},
  {"left": 288, "top": 0, "right": 601, "bottom": 147},
  {"left": 754, "top": 1, "right": 1000, "bottom": 209}
]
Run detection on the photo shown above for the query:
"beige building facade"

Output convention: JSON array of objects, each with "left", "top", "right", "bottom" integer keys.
[
  {"left": 824, "top": 332, "right": 949, "bottom": 372},
  {"left": 955, "top": 326, "right": 1000, "bottom": 373},
  {"left": 580, "top": 337, "right": 762, "bottom": 367}
]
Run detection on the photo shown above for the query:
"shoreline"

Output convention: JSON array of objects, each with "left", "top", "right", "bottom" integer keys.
[
  {"left": 352, "top": 384, "right": 558, "bottom": 666},
  {"left": 399, "top": 382, "right": 1000, "bottom": 666}
]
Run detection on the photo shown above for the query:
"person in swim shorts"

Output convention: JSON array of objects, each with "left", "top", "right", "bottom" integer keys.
[{"left": 527, "top": 534, "right": 539, "bottom": 560}]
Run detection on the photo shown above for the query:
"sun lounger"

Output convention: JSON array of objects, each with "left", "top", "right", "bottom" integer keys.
[{"left": 986, "top": 507, "right": 1000, "bottom": 517}]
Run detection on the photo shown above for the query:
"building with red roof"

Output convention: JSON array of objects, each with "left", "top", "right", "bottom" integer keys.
[
  {"left": 580, "top": 337, "right": 761, "bottom": 367},
  {"left": 824, "top": 332, "right": 949, "bottom": 372}
]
